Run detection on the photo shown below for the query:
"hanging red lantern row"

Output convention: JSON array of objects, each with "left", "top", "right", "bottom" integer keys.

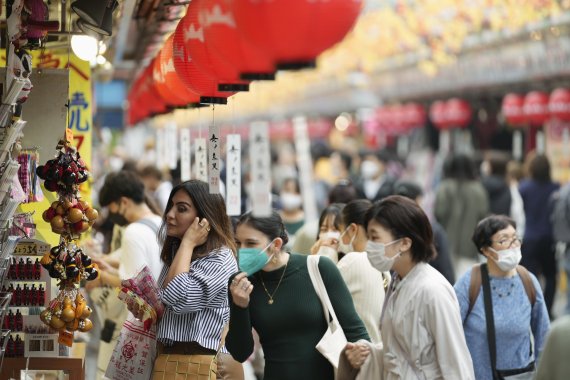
[
  {"left": 201, "top": 0, "right": 275, "bottom": 81},
  {"left": 501, "top": 93, "right": 526, "bottom": 127},
  {"left": 402, "top": 103, "right": 426, "bottom": 130},
  {"left": 185, "top": 0, "right": 249, "bottom": 92},
  {"left": 173, "top": 13, "right": 232, "bottom": 104},
  {"left": 232, "top": 0, "right": 364, "bottom": 70},
  {"left": 523, "top": 91, "right": 549, "bottom": 126},
  {"left": 156, "top": 34, "right": 202, "bottom": 108},
  {"left": 444, "top": 98, "right": 472, "bottom": 128},
  {"left": 429, "top": 100, "right": 448, "bottom": 130},
  {"left": 549, "top": 88, "right": 570, "bottom": 122}
]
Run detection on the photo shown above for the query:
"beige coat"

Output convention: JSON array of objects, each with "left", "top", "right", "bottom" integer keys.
[{"left": 339, "top": 263, "right": 475, "bottom": 380}]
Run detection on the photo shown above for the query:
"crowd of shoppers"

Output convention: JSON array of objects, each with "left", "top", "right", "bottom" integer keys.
[{"left": 83, "top": 146, "right": 570, "bottom": 379}]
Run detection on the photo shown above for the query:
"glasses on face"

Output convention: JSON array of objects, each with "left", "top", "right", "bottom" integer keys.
[{"left": 492, "top": 236, "right": 522, "bottom": 249}]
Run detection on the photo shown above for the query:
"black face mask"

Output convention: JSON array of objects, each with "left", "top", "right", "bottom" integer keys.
[{"left": 108, "top": 207, "right": 129, "bottom": 227}]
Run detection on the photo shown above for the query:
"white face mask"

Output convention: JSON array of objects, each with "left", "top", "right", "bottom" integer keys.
[
  {"left": 316, "top": 246, "right": 339, "bottom": 263},
  {"left": 319, "top": 230, "right": 341, "bottom": 241},
  {"left": 280, "top": 192, "right": 302, "bottom": 211},
  {"left": 338, "top": 227, "right": 357, "bottom": 253},
  {"left": 366, "top": 239, "right": 401, "bottom": 272},
  {"left": 361, "top": 160, "right": 380, "bottom": 180},
  {"left": 489, "top": 246, "right": 522, "bottom": 272}
]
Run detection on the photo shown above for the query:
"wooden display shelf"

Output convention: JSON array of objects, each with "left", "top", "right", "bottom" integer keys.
[{"left": 0, "top": 342, "right": 85, "bottom": 380}]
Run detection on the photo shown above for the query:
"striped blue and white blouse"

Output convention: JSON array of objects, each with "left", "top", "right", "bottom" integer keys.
[{"left": 157, "top": 246, "right": 238, "bottom": 353}]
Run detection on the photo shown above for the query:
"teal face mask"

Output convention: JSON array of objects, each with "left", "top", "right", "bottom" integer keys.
[{"left": 238, "top": 240, "right": 275, "bottom": 276}]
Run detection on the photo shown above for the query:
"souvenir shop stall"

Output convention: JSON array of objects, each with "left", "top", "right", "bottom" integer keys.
[{"left": 0, "top": 1, "right": 97, "bottom": 379}]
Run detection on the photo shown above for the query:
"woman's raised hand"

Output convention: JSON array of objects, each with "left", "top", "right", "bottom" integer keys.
[
  {"left": 182, "top": 217, "right": 210, "bottom": 247},
  {"left": 229, "top": 272, "right": 254, "bottom": 309}
]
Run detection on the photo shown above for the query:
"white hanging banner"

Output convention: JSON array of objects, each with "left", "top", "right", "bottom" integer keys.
[
  {"left": 562, "top": 127, "right": 570, "bottom": 157},
  {"left": 195, "top": 138, "right": 208, "bottom": 182},
  {"left": 293, "top": 116, "right": 318, "bottom": 224},
  {"left": 180, "top": 129, "right": 191, "bottom": 182},
  {"left": 536, "top": 130, "right": 545, "bottom": 154},
  {"left": 226, "top": 134, "right": 242, "bottom": 216},
  {"left": 513, "top": 130, "right": 523, "bottom": 161},
  {"left": 166, "top": 122, "right": 178, "bottom": 170},
  {"left": 208, "top": 124, "right": 221, "bottom": 194},
  {"left": 439, "top": 130, "right": 451, "bottom": 155},
  {"left": 249, "top": 121, "right": 272, "bottom": 217},
  {"left": 156, "top": 128, "right": 167, "bottom": 169}
]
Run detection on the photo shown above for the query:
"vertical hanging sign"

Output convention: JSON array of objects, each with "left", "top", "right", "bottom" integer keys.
[
  {"left": 156, "top": 128, "right": 166, "bottom": 169},
  {"left": 293, "top": 116, "right": 318, "bottom": 224},
  {"left": 249, "top": 122, "right": 271, "bottom": 217},
  {"left": 208, "top": 124, "right": 221, "bottom": 194},
  {"left": 166, "top": 122, "right": 178, "bottom": 170},
  {"left": 195, "top": 138, "right": 208, "bottom": 182},
  {"left": 226, "top": 134, "right": 241, "bottom": 216},
  {"left": 180, "top": 129, "right": 191, "bottom": 182}
]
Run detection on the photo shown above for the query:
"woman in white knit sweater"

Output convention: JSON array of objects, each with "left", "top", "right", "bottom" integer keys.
[{"left": 313, "top": 199, "right": 388, "bottom": 344}]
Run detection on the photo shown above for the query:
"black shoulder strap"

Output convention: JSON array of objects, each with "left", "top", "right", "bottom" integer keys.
[
  {"left": 135, "top": 218, "right": 160, "bottom": 235},
  {"left": 481, "top": 263, "right": 499, "bottom": 380}
]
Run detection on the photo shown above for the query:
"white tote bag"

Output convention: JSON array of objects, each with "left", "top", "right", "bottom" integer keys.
[{"left": 307, "top": 255, "right": 348, "bottom": 369}]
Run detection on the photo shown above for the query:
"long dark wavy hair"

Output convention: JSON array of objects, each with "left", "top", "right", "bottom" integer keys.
[{"left": 158, "top": 180, "right": 236, "bottom": 265}]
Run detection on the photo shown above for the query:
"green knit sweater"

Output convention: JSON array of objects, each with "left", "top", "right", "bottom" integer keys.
[{"left": 226, "top": 254, "right": 370, "bottom": 380}]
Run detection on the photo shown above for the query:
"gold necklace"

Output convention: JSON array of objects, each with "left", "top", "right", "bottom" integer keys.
[{"left": 259, "top": 259, "right": 288, "bottom": 305}]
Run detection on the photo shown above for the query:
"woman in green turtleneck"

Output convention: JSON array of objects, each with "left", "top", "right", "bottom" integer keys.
[{"left": 226, "top": 211, "right": 369, "bottom": 380}]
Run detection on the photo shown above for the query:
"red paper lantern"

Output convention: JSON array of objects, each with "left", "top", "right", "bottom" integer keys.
[
  {"left": 429, "top": 101, "right": 448, "bottom": 130},
  {"left": 201, "top": 0, "right": 275, "bottom": 81},
  {"left": 139, "top": 63, "right": 168, "bottom": 117},
  {"left": 501, "top": 93, "right": 526, "bottom": 126},
  {"left": 523, "top": 91, "right": 550, "bottom": 126},
  {"left": 444, "top": 98, "right": 471, "bottom": 128},
  {"left": 159, "top": 35, "right": 202, "bottom": 107},
  {"left": 549, "top": 88, "right": 570, "bottom": 122},
  {"left": 232, "top": 0, "right": 363, "bottom": 70},
  {"left": 153, "top": 53, "right": 188, "bottom": 107},
  {"left": 402, "top": 103, "right": 426, "bottom": 130},
  {"left": 185, "top": 0, "right": 248, "bottom": 92},
  {"left": 173, "top": 16, "right": 232, "bottom": 104}
]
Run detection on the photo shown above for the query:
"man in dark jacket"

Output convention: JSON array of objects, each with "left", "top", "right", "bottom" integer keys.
[
  {"left": 481, "top": 152, "right": 512, "bottom": 215},
  {"left": 355, "top": 149, "right": 396, "bottom": 202}
]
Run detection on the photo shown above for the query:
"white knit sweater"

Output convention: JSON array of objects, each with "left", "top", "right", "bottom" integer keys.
[{"left": 337, "top": 252, "right": 388, "bottom": 344}]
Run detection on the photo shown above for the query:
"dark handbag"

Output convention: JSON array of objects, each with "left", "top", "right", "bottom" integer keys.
[{"left": 481, "top": 264, "right": 535, "bottom": 380}]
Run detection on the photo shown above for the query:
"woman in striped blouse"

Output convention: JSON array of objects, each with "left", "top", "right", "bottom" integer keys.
[{"left": 154, "top": 180, "right": 243, "bottom": 379}]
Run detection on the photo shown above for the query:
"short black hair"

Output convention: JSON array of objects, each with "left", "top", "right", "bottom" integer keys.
[
  {"left": 332, "top": 151, "right": 352, "bottom": 171},
  {"left": 529, "top": 154, "right": 551, "bottom": 183},
  {"left": 237, "top": 210, "right": 289, "bottom": 246},
  {"left": 393, "top": 180, "right": 423, "bottom": 200},
  {"left": 342, "top": 199, "right": 373, "bottom": 227},
  {"left": 139, "top": 165, "right": 163, "bottom": 181},
  {"left": 328, "top": 181, "right": 358, "bottom": 204},
  {"left": 472, "top": 215, "right": 516, "bottom": 254},
  {"left": 365, "top": 195, "right": 435, "bottom": 263},
  {"left": 99, "top": 170, "right": 145, "bottom": 207}
]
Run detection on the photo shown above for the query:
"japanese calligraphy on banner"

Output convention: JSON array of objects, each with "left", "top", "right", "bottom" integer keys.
[
  {"left": 226, "top": 134, "right": 241, "bottom": 216},
  {"left": 180, "top": 129, "right": 191, "bottom": 182},
  {"left": 293, "top": 117, "right": 318, "bottom": 224},
  {"left": 208, "top": 125, "right": 221, "bottom": 194},
  {"left": 249, "top": 122, "right": 272, "bottom": 217},
  {"left": 166, "top": 123, "right": 178, "bottom": 170},
  {"left": 195, "top": 138, "right": 208, "bottom": 182}
]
